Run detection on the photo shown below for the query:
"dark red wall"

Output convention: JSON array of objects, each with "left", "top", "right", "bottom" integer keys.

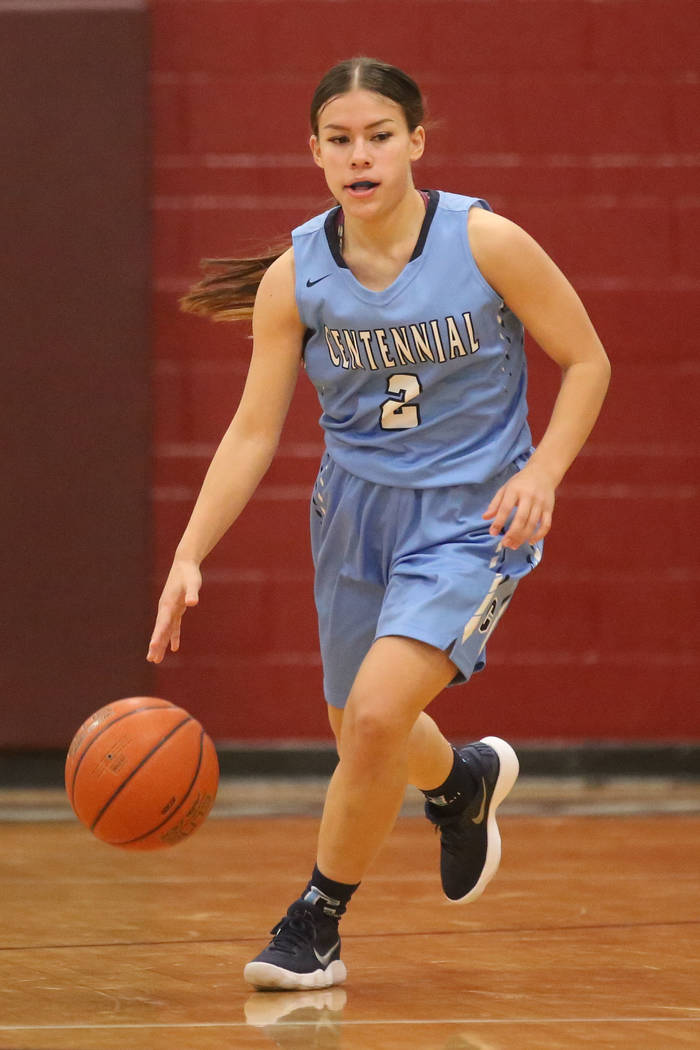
[
  {"left": 149, "top": 1, "right": 699, "bottom": 742},
  {"left": 2, "top": 6, "right": 152, "bottom": 748}
]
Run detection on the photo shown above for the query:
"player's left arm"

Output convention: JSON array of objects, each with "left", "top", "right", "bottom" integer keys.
[{"left": 469, "top": 207, "right": 611, "bottom": 549}]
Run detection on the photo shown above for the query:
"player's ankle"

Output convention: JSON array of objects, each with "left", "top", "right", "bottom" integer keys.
[
  {"left": 302, "top": 864, "right": 360, "bottom": 919},
  {"left": 421, "top": 745, "right": 480, "bottom": 815}
]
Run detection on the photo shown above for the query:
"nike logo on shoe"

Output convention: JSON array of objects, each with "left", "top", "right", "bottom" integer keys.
[
  {"left": 313, "top": 940, "right": 340, "bottom": 967},
  {"left": 306, "top": 274, "right": 331, "bottom": 287},
  {"left": 471, "top": 778, "right": 488, "bottom": 824}
]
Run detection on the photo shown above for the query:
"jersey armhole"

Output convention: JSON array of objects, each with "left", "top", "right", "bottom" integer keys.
[{"left": 463, "top": 201, "right": 505, "bottom": 304}]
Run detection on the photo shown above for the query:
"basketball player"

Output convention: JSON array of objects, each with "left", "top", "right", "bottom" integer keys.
[{"left": 147, "top": 58, "right": 610, "bottom": 991}]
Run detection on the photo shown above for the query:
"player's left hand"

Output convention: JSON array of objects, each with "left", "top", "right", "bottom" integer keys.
[{"left": 483, "top": 462, "right": 556, "bottom": 549}]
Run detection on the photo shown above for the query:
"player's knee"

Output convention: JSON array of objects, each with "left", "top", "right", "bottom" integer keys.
[{"left": 341, "top": 702, "right": 407, "bottom": 767}]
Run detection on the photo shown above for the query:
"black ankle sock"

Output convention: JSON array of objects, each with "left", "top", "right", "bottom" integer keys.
[
  {"left": 422, "top": 747, "right": 480, "bottom": 812},
  {"left": 302, "top": 864, "right": 360, "bottom": 919}
]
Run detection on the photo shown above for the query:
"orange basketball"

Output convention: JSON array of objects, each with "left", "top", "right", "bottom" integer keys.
[{"left": 65, "top": 696, "right": 219, "bottom": 850}]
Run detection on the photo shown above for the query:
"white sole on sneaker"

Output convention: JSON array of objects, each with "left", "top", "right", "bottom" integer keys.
[
  {"left": 243, "top": 958, "right": 347, "bottom": 991},
  {"left": 451, "top": 735, "right": 519, "bottom": 904}
]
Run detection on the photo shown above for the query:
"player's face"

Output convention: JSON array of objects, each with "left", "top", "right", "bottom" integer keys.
[{"left": 310, "top": 89, "right": 425, "bottom": 218}]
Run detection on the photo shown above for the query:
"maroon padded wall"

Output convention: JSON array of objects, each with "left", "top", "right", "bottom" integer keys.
[
  {"left": 2, "top": 4, "right": 152, "bottom": 747},
  {"left": 150, "top": 0, "right": 700, "bottom": 742}
]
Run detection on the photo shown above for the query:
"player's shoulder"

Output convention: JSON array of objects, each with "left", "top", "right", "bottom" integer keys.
[
  {"left": 255, "top": 247, "right": 302, "bottom": 327},
  {"left": 467, "top": 205, "right": 532, "bottom": 246},
  {"left": 467, "top": 207, "right": 534, "bottom": 271},
  {"left": 259, "top": 246, "right": 295, "bottom": 291},
  {"left": 467, "top": 207, "right": 560, "bottom": 305}
]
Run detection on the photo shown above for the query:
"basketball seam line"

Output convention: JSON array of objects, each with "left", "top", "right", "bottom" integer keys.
[
  {"left": 115, "top": 729, "right": 206, "bottom": 846},
  {"left": 68, "top": 703, "right": 174, "bottom": 805},
  {"left": 89, "top": 716, "right": 193, "bottom": 832}
]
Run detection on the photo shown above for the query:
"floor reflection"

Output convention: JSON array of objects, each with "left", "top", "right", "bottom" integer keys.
[
  {"left": 245, "top": 987, "right": 347, "bottom": 1048},
  {"left": 443, "top": 1036, "right": 499, "bottom": 1050},
  {"left": 244, "top": 988, "right": 505, "bottom": 1050}
]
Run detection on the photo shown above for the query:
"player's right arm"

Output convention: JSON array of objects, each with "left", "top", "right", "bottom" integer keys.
[{"left": 147, "top": 248, "right": 305, "bottom": 664}]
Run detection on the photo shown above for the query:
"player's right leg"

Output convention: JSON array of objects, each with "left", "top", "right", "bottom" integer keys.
[
  {"left": 422, "top": 734, "right": 520, "bottom": 903},
  {"left": 244, "top": 635, "right": 457, "bottom": 991}
]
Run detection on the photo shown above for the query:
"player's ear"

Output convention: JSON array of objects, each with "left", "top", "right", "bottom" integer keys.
[
  {"left": 409, "top": 125, "right": 425, "bottom": 163},
  {"left": 310, "top": 135, "right": 324, "bottom": 169}
]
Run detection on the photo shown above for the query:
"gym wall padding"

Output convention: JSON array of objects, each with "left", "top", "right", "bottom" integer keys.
[{"left": 2, "top": 3, "right": 152, "bottom": 746}]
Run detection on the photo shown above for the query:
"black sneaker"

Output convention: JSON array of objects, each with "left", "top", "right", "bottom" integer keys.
[
  {"left": 243, "top": 899, "right": 346, "bottom": 991},
  {"left": 425, "top": 736, "right": 519, "bottom": 903}
]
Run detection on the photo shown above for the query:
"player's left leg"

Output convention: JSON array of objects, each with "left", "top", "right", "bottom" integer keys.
[{"left": 244, "top": 636, "right": 520, "bottom": 990}]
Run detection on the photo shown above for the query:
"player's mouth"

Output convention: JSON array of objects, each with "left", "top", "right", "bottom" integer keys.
[{"left": 345, "top": 180, "right": 380, "bottom": 197}]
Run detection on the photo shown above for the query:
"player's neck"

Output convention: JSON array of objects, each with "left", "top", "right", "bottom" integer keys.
[{"left": 342, "top": 187, "right": 425, "bottom": 263}]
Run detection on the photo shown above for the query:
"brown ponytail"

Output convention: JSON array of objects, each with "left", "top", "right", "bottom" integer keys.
[{"left": 179, "top": 246, "right": 289, "bottom": 322}]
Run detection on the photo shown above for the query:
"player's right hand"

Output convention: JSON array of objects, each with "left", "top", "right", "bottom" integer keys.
[{"left": 147, "top": 559, "right": 202, "bottom": 664}]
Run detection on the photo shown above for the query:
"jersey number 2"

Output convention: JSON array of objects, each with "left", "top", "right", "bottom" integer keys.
[{"left": 379, "top": 373, "right": 422, "bottom": 430}]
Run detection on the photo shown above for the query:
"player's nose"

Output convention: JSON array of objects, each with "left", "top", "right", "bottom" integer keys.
[{"left": 350, "top": 138, "right": 371, "bottom": 166}]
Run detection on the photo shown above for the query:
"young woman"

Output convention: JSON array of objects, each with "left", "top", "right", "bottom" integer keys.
[{"left": 148, "top": 57, "right": 610, "bottom": 991}]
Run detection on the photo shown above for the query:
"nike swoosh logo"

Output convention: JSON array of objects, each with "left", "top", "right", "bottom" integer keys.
[
  {"left": 313, "top": 940, "right": 340, "bottom": 967},
  {"left": 306, "top": 274, "right": 331, "bottom": 287},
  {"left": 471, "top": 778, "right": 488, "bottom": 824}
]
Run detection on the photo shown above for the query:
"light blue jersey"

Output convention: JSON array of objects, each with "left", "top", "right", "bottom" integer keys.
[{"left": 292, "top": 190, "right": 532, "bottom": 487}]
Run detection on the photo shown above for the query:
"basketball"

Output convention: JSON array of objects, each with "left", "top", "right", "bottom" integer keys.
[{"left": 65, "top": 696, "right": 219, "bottom": 850}]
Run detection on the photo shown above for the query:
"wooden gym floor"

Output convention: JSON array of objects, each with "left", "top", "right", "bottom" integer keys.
[{"left": 1, "top": 777, "right": 699, "bottom": 1049}]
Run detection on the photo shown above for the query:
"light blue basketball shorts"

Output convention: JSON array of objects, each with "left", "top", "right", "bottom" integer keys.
[{"left": 310, "top": 452, "right": 543, "bottom": 709}]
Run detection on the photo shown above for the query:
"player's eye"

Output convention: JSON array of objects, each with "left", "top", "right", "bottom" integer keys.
[{"left": 373, "top": 132, "right": 392, "bottom": 142}]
